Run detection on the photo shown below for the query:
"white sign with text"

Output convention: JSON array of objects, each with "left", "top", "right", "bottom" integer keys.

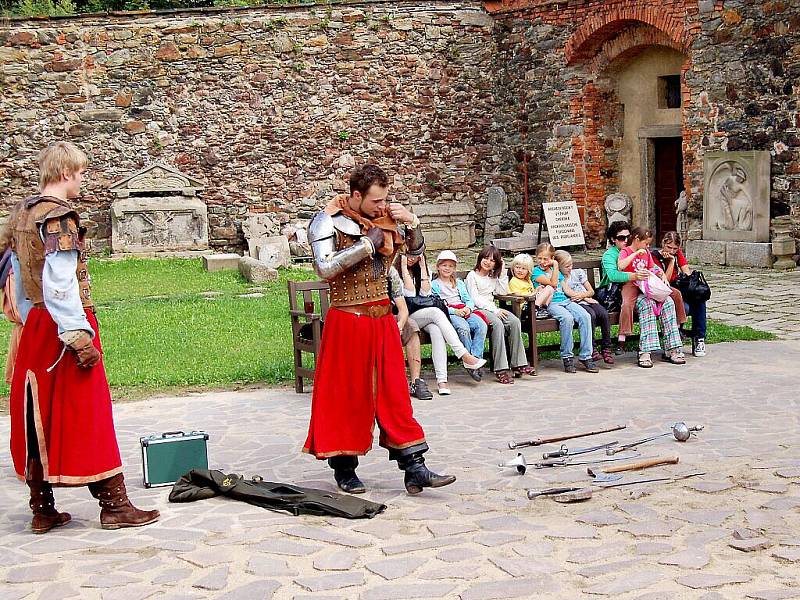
[{"left": 542, "top": 201, "right": 585, "bottom": 247}]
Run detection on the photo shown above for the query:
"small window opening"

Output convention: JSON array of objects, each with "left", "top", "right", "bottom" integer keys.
[{"left": 658, "top": 75, "right": 682, "bottom": 109}]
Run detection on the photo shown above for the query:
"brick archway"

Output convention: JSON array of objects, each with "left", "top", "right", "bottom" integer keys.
[{"left": 565, "top": 9, "right": 690, "bottom": 67}]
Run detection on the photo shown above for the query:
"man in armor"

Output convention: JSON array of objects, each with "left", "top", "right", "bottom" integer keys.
[
  {"left": 303, "top": 164, "right": 455, "bottom": 495},
  {"left": 4, "top": 142, "right": 159, "bottom": 533}
]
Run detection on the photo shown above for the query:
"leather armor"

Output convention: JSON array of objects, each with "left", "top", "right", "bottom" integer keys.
[{"left": 7, "top": 196, "right": 93, "bottom": 309}]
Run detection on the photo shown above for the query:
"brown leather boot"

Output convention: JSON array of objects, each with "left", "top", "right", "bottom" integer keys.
[
  {"left": 88, "top": 474, "right": 160, "bottom": 530},
  {"left": 27, "top": 480, "right": 72, "bottom": 534}
]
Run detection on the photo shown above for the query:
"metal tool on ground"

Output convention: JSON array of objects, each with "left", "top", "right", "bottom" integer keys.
[
  {"left": 541, "top": 440, "right": 618, "bottom": 460},
  {"left": 587, "top": 455, "right": 680, "bottom": 482},
  {"left": 499, "top": 452, "right": 646, "bottom": 474},
  {"left": 507, "top": 424, "right": 627, "bottom": 450},
  {"left": 605, "top": 423, "right": 704, "bottom": 455},
  {"left": 526, "top": 471, "right": 705, "bottom": 502}
]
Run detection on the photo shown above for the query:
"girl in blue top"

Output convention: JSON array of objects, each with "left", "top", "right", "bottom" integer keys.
[
  {"left": 532, "top": 243, "right": 597, "bottom": 374},
  {"left": 430, "top": 250, "right": 488, "bottom": 382}
]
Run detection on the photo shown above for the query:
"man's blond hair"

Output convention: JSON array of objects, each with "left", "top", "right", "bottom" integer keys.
[{"left": 38, "top": 142, "right": 88, "bottom": 190}]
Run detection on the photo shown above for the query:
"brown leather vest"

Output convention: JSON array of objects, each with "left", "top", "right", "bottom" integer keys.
[
  {"left": 8, "top": 196, "right": 94, "bottom": 309},
  {"left": 328, "top": 230, "right": 395, "bottom": 307}
]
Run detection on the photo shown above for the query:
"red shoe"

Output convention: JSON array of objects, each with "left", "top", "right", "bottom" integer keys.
[
  {"left": 591, "top": 348, "right": 602, "bottom": 362},
  {"left": 602, "top": 348, "right": 615, "bottom": 364}
]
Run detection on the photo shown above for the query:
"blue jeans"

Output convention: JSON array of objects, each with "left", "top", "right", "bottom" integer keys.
[
  {"left": 684, "top": 299, "right": 707, "bottom": 338},
  {"left": 449, "top": 313, "right": 488, "bottom": 359},
  {"left": 547, "top": 300, "right": 593, "bottom": 360}
]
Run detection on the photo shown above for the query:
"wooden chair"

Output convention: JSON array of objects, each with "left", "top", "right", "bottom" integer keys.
[{"left": 287, "top": 280, "right": 330, "bottom": 393}]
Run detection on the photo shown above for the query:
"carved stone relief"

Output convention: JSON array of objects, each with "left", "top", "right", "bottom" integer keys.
[
  {"left": 110, "top": 163, "right": 208, "bottom": 255},
  {"left": 702, "top": 151, "right": 770, "bottom": 243}
]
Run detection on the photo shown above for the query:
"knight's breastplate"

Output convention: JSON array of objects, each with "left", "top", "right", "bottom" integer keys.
[{"left": 328, "top": 232, "right": 390, "bottom": 307}]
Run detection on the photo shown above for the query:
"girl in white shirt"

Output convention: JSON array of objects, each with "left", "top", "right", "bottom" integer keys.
[{"left": 465, "top": 246, "right": 534, "bottom": 385}]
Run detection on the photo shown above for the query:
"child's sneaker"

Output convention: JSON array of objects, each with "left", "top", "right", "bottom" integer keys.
[
  {"left": 563, "top": 357, "right": 576, "bottom": 373},
  {"left": 410, "top": 379, "right": 433, "bottom": 400},
  {"left": 535, "top": 307, "right": 550, "bottom": 320},
  {"left": 692, "top": 337, "right": 706, "bottom": 357},
  {"left": 578, "top": 358, "right": 599, "bottom": 373}
]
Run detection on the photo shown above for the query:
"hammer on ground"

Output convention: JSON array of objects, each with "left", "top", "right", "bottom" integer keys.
[{"left": 587, "top": 455, "right": 680, "bottom": 482}]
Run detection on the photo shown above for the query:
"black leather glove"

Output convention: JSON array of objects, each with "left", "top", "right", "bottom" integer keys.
[{"left": 365, "top": 227, "right": 385, "bottom": 254}]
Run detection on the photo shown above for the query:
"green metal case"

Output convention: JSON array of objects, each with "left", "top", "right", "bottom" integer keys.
[{"left": 140, "top": 431, "right": 209, "bottom": 488}]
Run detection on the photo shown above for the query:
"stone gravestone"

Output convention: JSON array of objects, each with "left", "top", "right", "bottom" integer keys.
[
  {"left": 693, "top": 151, "right": 772, "bottom": 267},
  {"left": 110, "top": 163, "right": 208, "bottom": 255},
  {"left": 483, "top": 187, "right": 509, "bottom": 241},
  {"left": 241, "top": 214, "right": 292, "bottom": 269}
]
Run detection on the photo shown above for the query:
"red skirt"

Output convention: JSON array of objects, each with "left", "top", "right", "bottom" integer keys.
[
  {"left": 303, "top": 305, "right": 426, "bottom": 459},
  {"left": 9, "top": 307, "right": 122, "bottom": 485}
]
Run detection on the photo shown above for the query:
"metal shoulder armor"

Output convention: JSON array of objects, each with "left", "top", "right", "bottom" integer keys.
[{"left": 309, "top": 211, "right": 371, "bottom": 281}]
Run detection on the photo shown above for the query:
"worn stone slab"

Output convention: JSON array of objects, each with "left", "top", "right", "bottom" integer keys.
[
  {"left": 733, "top": 528, "right": 761, "bottom": 540},
  {"left": 6, "top": 563, "right": 62, "bottom": 583},
  {"left": 634, "top": 542, "right": 674, "bottom": 555},
  {"left": 283, "top": 525, "right": 372, "bottom": 548},
  {"left": 360, "top": 583, "right": 456, "bottom": 600},
  {"left": 100, "top": 585, "right": 158, "bottom": 600},
  {"left": 239, "top": 256, "right": 278, "bottom": 283},
  {"left": 576, "top": 559, "right": 639, "bottom": 578},
  {"left": 674, "top": 509, "right": 735, "bottom": 526},
  {"left": 215, "top": 580, "right": 281, "bottom": 600},
  {"left": 192, "top": 566, "right": 229, "bottom": 591},
  {"left": 658, "top": 548, "right": 711, "bottom": 569},
  {"left": 760, "top": 496, "right": 800, "bottom": 510},
  {"left": 772, "top": 547, "right": 800, "bottom": 562},
  {"left": 544, "top": 524, "right": 598, "bottom": 539},
  {"left": 619, "top": 521, "right": 682, "bottom": 537},
  {"left": 295, "top": 572, "right": 365, "bottom": 592},
  {"left": 37, "top": 582, "right": 80, "bottom": 600},
  {"left": 460, "top": 577, "right": 558, "bottom": 600},
  {"left": 202, "top": 253, "right": 240, "bottom": 272},
  {"left": 437, "top": 547, "right": 482, "bottom": 563},
  {"left": 247, "top": 555, "right": 298, "bottom": 576},
  {"left": 179, "top": 548, "right": 236, "bottom": 568},
  {"left": 254, "top": 539, "right": 320, "bottom": 556},
  {"left": 686, "top": 481, "right": 737, "bottom": 493},
  {"left": 365, "top": 556, "right": 426, "bottom": 580},
  {"left": 729, "top": 537, "right": 773, "bottom": 552},
  {"left": 427, "top": 522, "right": 477, "bottom": 537},
  {"left": 82, "top": 573, "right": 142, "bottom": 588},
  {"left": 418, "top": 568, "right": 478, "bottom": 580},
  {"left": 473, "top": 532, "right": 526, "bottom": 546},
  {"left": 313, "top": 549, "right": 359, "bottom": 571},
  {"left": 676, "top": 574, "right": 751, "bottom": 589},
  {"left": 614, "top": 502, "right": 659, "bottom": 520},
  {"left": 151, "top": 568, "right": 193, "bottom": 585},
  {"left": 585, "top": 571, "right": 663, "bottom": 595},
  {"left": 381, "top": 536, "right": 467, "bottom": 556},
  {"left": 775, "top": 467, "right": 800, "bottom": 478}
]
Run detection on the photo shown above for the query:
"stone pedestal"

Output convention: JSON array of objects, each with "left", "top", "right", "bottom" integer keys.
[
  {"left": 726, "top": 242, "right": 773, "bottom": 268},
  {"left": 256, "top": 236, "right": 292, "bottom": 269},
  {"left": 110, "top": 163, "right": 207, "bottom": 255},
  {"left": 771, "top": 215, "right": 797, "bottom": 270},
  {"left": 239, "top": 256, "right": 278, "bottom": 283},
  {"left": 686, "top": 240, "right": 726, "bottom": 265},
  {"left": 411, "top": 201, "right": 476, "bottom": 250},
  {"left": 203, "top": 253, "right": 240, "bottom": 272}
]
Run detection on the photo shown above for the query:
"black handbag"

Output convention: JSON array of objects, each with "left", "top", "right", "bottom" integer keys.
[
  {"left": 675, "top": 270, "right": 711, "bottom": 303},
  {"left": 595, "top": 283, "right": 622, "bottom": 313},
  {"left": 405, "top": 294, "right": 450, "bottom": 319}
]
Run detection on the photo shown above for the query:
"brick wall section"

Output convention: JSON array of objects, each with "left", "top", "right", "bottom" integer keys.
[
  {"left": 488, "top": 0, "right": 800, "bottom": 244},
  {"left": 0, "top": 2, "right": 503, "bottom": 252}
]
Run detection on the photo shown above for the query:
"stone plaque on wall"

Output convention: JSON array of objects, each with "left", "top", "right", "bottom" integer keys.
[
  {"left": 110, "top": 163, "right": 208, "bottom": 255},
  {"left": 702, "top": 151, "right": 770, "bottom": 243}
]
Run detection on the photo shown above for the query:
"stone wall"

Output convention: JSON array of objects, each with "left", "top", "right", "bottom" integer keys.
[
  {"left": 0, "top": 1, "right": 502, "bottom": 252},
  {"left": 487, "top": 0, "right": 800, "bottom": 247}
]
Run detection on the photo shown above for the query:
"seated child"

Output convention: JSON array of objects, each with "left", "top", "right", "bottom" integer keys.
[
  {"left": 554, "top": 250, "right": 614, "bottom": 365},
  {"left": 532, "top": 243, "right": 597, "bottom": 374},
  {"left": 508, "top": 253, "right": 551, "bottom": 320}
]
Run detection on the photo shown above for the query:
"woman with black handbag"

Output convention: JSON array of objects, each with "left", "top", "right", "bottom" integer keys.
[
  {"left": 652, "top": 231, "right": 710, "bottom": 357},
  {"left": 398, "top": 254, "right": 486, "bottom": 395}
]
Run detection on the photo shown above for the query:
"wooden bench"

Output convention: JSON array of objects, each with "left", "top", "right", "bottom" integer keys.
[
  {"left": 288, "top": 270, "right": 479, "bottom": 393},
  {"left": 494, "top": 258, "right": 626, "bottom": 371}
]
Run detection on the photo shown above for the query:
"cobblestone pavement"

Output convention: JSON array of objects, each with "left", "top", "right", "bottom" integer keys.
[
  {"left": 702, "top": 266, "right": 800, "bottom": 340},
  {"left": 1, "top": 339, "right": 799, "bottom": 599}
]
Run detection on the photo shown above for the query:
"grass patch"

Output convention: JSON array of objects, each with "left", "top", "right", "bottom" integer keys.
[{"left": 0, "top": 257, "right": 777, "bottom": 402}]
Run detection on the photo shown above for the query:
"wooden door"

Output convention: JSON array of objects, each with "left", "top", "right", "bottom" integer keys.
[{"left": 653, "top": 137, "right": 684, "bottom": 241}]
